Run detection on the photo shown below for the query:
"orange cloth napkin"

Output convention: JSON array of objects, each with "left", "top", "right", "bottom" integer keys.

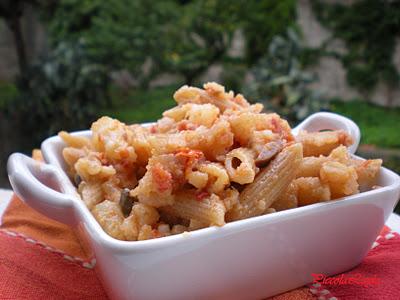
[
  {"left": 2, "top": 196, "right": 85, "bottom": 259},
  {"left": 0, "top": 195, "right": 107, "bottom": 299}
]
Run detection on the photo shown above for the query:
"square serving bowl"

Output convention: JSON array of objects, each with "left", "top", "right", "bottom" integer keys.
[{"left": 7, "top": 112, "right": 400, "bottom": 300}]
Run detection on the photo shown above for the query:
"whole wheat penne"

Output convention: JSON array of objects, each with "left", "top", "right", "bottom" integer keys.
[
  {"left": 271, "top": 181, "right": 298, "bottom": 211},
  {"left": 226, "top": 143, "right": 303, "bottom": 221},
  {"left": 163, "top": 192, "right": 226, "bottom": 226}
]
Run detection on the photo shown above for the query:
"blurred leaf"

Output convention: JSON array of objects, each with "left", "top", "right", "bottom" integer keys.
[
  {"left": 246, "top": 29, "right": 329, "bottom": 123},
  {"left": 270, "top": 76, "right": 293, "bottom": 86},
  {"left": 3, "top": 40, "right": 110, "bottom": 150}
]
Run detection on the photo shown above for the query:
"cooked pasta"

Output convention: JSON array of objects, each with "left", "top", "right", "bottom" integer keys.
[
  {"left": 163, "top": 192, "right": 226, "bottom": 226},
  {"left": 296, "top": 130, "right": 353, "bottom": 157},
  {"left": 295, "top": 177, "right": 331, "bottom": 206},
  {"left": 59, "top": 82, "right": 382, "bottom": 241},
  {"left": 197, "top": 163, "right": 229, "bottom": 193},
  {"left": 91, "top": 200, "right": 125, "bottom": 240},
  {"left": 79, "top": 181, "right": 103, "bottom": 210},
  {"left": 225, "top": 147, "right": 257, "bottom": 184},
  {"left": 226, "top": 143, "right": 303, "bottom": 221},
  {"left": 350, "top": 158, "right": 382, "bottom": 191},
  {"left": 271, "top": 182, "right": 298, "bottom": 211},
  {"left": 320, "top": 161, "right": 359, "bottom": 199}
]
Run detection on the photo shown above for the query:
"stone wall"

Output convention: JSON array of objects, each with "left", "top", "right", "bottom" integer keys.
[{"left": 298, "top": 0, "right": 400, "bottom": 107}]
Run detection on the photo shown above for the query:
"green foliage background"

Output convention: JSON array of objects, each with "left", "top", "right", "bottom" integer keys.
[
  {"left": 246, "top": 29, "right": 328, "bottom": 123},
  {"left": 5, "top": 41, "right": 110, "bottom": 150},
  {"left": 243, "top": 0, "right": 296, "bottom": 65},
  {"left": 43, "top": 0, "right": 296, "bottom": 85}
]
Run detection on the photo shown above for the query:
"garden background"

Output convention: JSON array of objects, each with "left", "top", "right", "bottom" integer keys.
[{"left": 0, "top": 0, "right": 399, "bottom": 212}]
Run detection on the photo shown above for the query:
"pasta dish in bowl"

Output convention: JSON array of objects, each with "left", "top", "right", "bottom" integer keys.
[
  {"left": 59, "top": 82, "right": 380, "bottom": 241},
  {"left": 7, "top": 82, "right": 400, "bottom": 300}
]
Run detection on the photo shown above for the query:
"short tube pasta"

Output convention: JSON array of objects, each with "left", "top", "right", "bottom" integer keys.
[
  {"left": 197, "top": 163, "right": 229, "bottom": 193},
  {"left": 59, "top": 131, "right": 92, "bottom": 149},
  {"left": 225, "top": 147, "right": 257, "bottom": 184},
  {"left": 296, "top": 130, "right": 353, "bottom": 157},
  {"left": 79, "top": 181, "right": 104, "bottom": 210},
  {"left": 295, "top": 177, "right": 331, "bottom": 206},
  {"left": 297, "top": 156, "right": 329, "bottom": 178},
  {"left": 186, "top": 171, "right": 209, "bottom": 189}
]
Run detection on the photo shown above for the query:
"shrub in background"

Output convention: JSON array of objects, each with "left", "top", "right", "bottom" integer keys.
[
  {"left": 246, "top": 29, "right": 328, "bottom": 123},
  {"left": 4, "top": 40, "right": 110, "bottom": 150},
  {"left": 160, "top": 0, "right": 243, "bottom": 85},
  {"left": 243, "top": 0, "right": 296, "bottom": 65},
  {"left": 220, "top": 59, "right": 247, "bottom": 93},
  {"left": 43, "top": 0, "right": 296, "bottom": 86},
  {"left": 45, "top": 0, "right": 243, "bottom": 86}
]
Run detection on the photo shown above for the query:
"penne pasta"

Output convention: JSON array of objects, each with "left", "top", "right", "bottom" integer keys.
[
  {"left": 226, "top": 143, "right": 303, "bottom": 221},
  {"left": 271, "top": 182, "right": 298, "bottom": 211},
  {"left": 198, "top": 163, "right": 230, "bottom": 193},
  {"left": 74, "top": 154, "right": 116, "bottom": 182},
  {"left": 173, "top": 82, "right": 250, "bottom": 113},
  {"left": 163, "top": 192, "right": 226, "bottom": 226},
  {"left": 120, "top": 203, "right": 160, "bottom": 241},
  {"left": 188, "top": 219, "right": 208, "bottom": 230},
  {"left": 186, "top": 170, "right": 209, "bottom": 189}
]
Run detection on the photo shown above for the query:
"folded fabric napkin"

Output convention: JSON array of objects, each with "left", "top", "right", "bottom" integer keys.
[{"left": 1, "top": 195, "right": 399, "bottom": 300}]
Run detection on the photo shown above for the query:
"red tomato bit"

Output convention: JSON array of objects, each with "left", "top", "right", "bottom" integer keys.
[
  {"left": 151, "top": 163, "right": 173, "bottom": 192},
  {"left": 195, "top": 191, "right": 210, "bottom": 201}
]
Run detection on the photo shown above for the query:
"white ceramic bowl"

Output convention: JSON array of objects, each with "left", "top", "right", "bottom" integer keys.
[{"left": 7, "top": 112, "right": 400, "bottom": 300}]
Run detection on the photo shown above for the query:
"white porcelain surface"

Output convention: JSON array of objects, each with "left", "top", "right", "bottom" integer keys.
[{"left": 7, "top": 112, "right": 400, "bottom": 300}]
